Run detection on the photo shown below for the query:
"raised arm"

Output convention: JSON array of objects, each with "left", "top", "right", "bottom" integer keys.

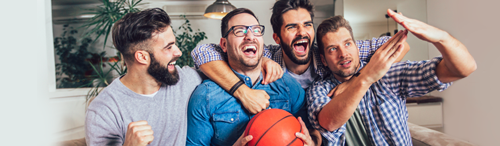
[
  {"left": 317, "top": 30, "right": 408, "bottom": 131},
  {"left": 387, "top": 9, "right": 476, "bottom": 83}
]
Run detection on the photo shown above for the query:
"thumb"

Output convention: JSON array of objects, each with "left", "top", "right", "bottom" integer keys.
[{"left": 241, "top": 135, "right": 253, "bottom": 145}]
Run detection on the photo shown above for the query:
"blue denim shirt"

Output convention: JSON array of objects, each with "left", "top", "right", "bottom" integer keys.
[{"left": 187, "top": 71, "right": 306, "bottom": 146}]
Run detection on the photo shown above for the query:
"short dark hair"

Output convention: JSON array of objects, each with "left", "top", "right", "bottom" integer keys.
[
  {"left": 112, "top": 8, "right": 171, "bottom": 61},
  {"left": 316, "top": 15, "right": 355, "bottom": 55},
  {"left": 270, "top": 0, "right": 314, "bottom": 36},
  {"left": 221, "top": 8, "right": 259, "bottom": 38}
]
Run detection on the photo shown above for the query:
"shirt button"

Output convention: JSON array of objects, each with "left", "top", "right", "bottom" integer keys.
[
  {"left": 246, "top": 78, "right": 249, "bottom": 81},
  {"left": 230, "top": 118, "right": 234, "bottom": 121}
]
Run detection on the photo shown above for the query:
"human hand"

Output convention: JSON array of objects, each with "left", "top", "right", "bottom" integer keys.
[
  {"left": 233, "top": 133, "right": 253, "bottom": 146},
  {"left": 387, "top": 9, "right": 448, "bottom": 43},
  {"left": 296, "top": 117, "right": 315, "bottom": 146},
  {"left": 360, "top": 30, "right": 408, "bottom": 84},
  {"left": 261, "top": 57, "right": 284, "bottom": 84},
  {"left": 123, "top": 120, "right": 154, "bottom": 146},
  {"left": 235, "top": 86, "right": 270, "bottom": 114}
]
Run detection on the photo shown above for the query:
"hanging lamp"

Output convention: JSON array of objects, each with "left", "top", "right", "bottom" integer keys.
[{"left": 204, "top": 0, "right": 237, "bottom": 20}]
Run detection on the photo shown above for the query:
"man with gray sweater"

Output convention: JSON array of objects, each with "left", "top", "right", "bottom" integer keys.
[{"left": 85, "top": 8, "right": 202, "bottom": 146}]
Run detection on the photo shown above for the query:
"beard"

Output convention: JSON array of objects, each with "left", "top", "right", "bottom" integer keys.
[
  {"left": 281, "top": 35, "right": 312, "bottom": 65},
  {"left": 229, "top": 41, "right": 263, "bottom": 69},
  {"left": 147, "top": 53, "right": 179, "bottom": 85},
  {"left": 331, "top": 57, "right": 358, "bottom": 78}
]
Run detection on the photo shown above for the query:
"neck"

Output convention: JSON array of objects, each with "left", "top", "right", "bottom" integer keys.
[
  {"left": 283, "top": 53, "right": 311, "bottom": 75},
  {"left": 333, "top": 75, "right": 352, "bottom": 83},
  {"left": 120, "top": 66, "right": 162, "bottom": 95},
  {"left": 229, "top": 62, "right": 262, "bottom": 86}
]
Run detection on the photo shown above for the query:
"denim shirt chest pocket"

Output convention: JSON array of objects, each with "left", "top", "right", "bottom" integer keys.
[{"left": 212, "top": 111, "right": 248, "bottom": 145}]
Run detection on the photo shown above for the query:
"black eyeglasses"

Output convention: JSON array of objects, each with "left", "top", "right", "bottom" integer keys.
[{"left": 223, "top": 25, "right": 265, "bottom": 38}]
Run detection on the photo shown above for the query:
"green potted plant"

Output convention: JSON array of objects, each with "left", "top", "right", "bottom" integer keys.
[
  {"left": 80, "top": 1, "right": 207, "bottom": 102},
  {"left": 174, "top": 15, "right": 208, "bottom": 67}
]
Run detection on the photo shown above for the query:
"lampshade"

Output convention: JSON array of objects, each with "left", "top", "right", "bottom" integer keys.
[{"left": 204, "top": 0, "right": 237, "bottom": 20}]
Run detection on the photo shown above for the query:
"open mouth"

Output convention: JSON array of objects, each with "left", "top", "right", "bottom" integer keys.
[
  {"left": 242, "top": 46, "right": 257, "bottom": 55},
  {"left": 293, "top": 40, "right": 308, "bottom": 54},
  {"left": 340, "top": 60, "right": 351, "bottom": 67},
  {"left": 168, "top": 61, "right": 176, "bottom": 69}
]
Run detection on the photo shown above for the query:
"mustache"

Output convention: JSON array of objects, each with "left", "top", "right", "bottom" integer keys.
[
  {"left": 239, "top": 41, "right": 259, "bottom": 48},
  {"left": 291, "top": 36, "right": 310, "bottom": 44},
  {"left": 169, "top": 56, "right": 180, "bottom": 63}
]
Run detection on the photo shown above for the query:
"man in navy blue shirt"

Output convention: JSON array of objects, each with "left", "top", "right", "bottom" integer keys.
[{"left": 186, "top": 8, "right": 314, "bottom": 146}]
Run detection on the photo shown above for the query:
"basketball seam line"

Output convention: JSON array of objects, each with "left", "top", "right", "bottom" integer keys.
[
  {"left": 254, "top": 115, "right": 294, "bottom": 146},
  {"left": 286, "top": 122, "right": 302, "bottom": 146},
  {"left": 245, "top": 111, "right": 265, "bottom": 136}
]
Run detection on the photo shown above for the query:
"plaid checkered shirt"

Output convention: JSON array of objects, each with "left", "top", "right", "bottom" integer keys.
[
  {"left": 307, "top": 57, "right": 452, "bottom": 146},
  {"left": 191, "top": 36, "right": 392, "bottom": 80}
]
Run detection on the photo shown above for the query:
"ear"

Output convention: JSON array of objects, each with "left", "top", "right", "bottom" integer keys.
[
  {"left": 135, "top": 50, "right": 150, "bottom": 65},
  {"left": 220, "top": 38, "right": 228, "bottom": 53},
  {"left": 320, "top": 54, "right": 328, "bottom": 67},
  {"left": 272, "top": 33, "right": 281, "bottom": 45}
]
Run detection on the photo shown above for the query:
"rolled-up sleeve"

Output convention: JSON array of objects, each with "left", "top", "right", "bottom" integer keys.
[{"left": 384, "top": 57, "right": 452, "bottom": 98}]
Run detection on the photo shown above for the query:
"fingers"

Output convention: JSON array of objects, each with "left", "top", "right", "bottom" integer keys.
[
  {"left": 297, "top": 117, "right": 314, "bottom": 146},
  {"left": 298, "top": 117, "right": 309, "bottom": 135},
  {"left": 234, "top": 134, "right": 253, "bottom": 146},
  {"left": 386, "top": 30, "right": 408, "bottom": 62},
  {"left": 241, "top": 135, "right": 253, "bottom": 145},
  {"left": 387, "top": 9, "right": 408, "bottom": 25},
  {"left": 262, "top": 65, "right": 270, "bottom": 85},
  {"left": 262, "top": 62, "right": 283, "bottom": 85},
  {"left": 126, "top": 121, "right": 154, "bottom": 146}
]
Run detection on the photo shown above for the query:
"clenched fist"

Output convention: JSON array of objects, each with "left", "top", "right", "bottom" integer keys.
[{"left": 123, "top": 120, "right": 154, "bottom": 146}]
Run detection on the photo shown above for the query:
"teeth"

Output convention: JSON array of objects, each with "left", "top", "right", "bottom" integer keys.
[
  {"left": 295, "top": 40, "right": 308, "bottom": 44},
  {"left": 169, "top": 61, "right": 176, "bottom": 65},
  {"left": 244, "top": 46, "right": 256, "bottom": 51},
  {"left": 342, "top": 61, "right": 351, "bottom": 65}
]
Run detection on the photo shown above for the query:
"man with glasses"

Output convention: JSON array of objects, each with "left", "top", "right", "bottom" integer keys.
[
  {"left": 186, "top": 8, "right": 315, "bottom": 146},
  {"left": 190, "top": 0, "right": 409, "bottom": 115}
]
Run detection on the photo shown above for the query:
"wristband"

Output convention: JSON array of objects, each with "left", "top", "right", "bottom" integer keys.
[{"left": 228, "top": 80, "right": 245, "bottom": 95}]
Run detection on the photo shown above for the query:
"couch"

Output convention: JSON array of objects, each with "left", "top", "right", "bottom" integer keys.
[{"left": 57, "top": 122, "right": 475, "bottom": 146}]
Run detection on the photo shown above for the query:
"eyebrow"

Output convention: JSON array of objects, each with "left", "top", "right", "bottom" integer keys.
[
  {"left": 304, "top": 21, "right": 313, "bottom": 24},
  {"left": 285, "top": 23, "right": 297, "bottom": 28},
  {"left": 164, "top": 42, "right": 175, "bottom": 49},
  {"left": 324, "top": 38, "right": 353, "bottom": 49}
]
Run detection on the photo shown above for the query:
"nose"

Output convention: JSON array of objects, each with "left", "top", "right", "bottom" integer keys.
[
  {"left": 337, "top": 47, "right": 348, "bottom": 59},
  {"left": 172, "top": 44, "right": 182, "bottom": 57},
  {"left": 244, "top": 29, "right": 256, "bottom": 41},
  {"left": 297, "top": 25, "right": 307, "bottom": 37}
]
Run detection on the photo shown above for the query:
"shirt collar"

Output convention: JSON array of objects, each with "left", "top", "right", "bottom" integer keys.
[{"left": 231, "top": 68, "right": 263, "bottom": 88}]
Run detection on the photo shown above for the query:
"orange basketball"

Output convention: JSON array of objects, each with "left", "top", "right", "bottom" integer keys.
[{"left": 244, "top": 109, "right": 303, "bottom": 146}]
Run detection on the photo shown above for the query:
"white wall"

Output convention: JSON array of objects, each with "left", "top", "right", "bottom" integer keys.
[
  {"left": 0, "top": 0, "right": 54, "bottom": 145},
  {"left": 397, "top": 0, "right": 428, "bottom": 61},
  {"left": 427, "top": 0, "right": 500, "bottom": 145},
  {"left": 153, "top": 0, "right": 278, "bottom": 46}
]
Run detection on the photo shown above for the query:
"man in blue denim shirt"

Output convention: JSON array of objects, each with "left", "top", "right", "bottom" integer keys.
[{"left": 187, "top": 8, "right": 314, "bottom": 146}]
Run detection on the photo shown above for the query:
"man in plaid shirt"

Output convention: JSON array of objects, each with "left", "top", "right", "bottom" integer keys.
[{"left": 307, "top": 11, "right": 476, "bottom": 145}]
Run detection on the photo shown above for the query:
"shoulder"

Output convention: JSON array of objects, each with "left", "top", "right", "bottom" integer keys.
[
  {"left": 190, "top": 79, "right": 219, "bottom": 100},
  {"left": 177, "top": 66, "right": 203, "bottom": 85},
  {"left": 278, "top": 73, "right": 301, "bottom": 87}
]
